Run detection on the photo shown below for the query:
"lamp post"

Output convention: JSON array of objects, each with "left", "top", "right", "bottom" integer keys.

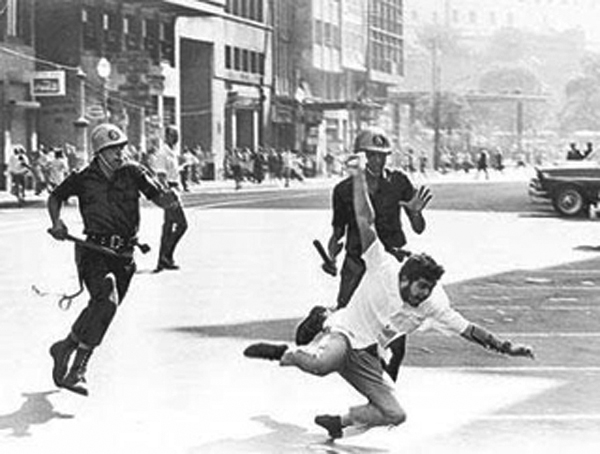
[
  {"left": 96, "top": 57, "right": 111, "bottom": 121},
  {"left": 73, "top": 67, "right": 89, "bottom": 157}
]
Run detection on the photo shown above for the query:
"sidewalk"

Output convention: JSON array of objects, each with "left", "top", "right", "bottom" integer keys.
[
  {"left": 0, "top": 168, "right": 533, "bottom": 209},
  {"left": 0, "top": 176, "right": 337, "bottom": 209}
]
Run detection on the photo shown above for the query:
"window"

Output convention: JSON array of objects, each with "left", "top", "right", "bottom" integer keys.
[{"left": 225, "top": 45, "right": 232, "bottom": 69}]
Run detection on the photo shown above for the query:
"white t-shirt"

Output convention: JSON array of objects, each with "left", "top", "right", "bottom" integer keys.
[
  {"left": 151, "top": 143, "right": 179, "bottom": 183},
  {"left": 325, "top": 240, "right": 469, "bottom": 350}
]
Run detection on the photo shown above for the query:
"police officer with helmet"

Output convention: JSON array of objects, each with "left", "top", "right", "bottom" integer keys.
[
  {"left": 47, "top": 123, "right": 180, "bottom": 396},
  {"left": 296, "top": 126, "right": 432, "bottom": 381}
]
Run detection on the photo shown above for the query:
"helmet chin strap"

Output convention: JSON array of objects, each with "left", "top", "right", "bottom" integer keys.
[{"left": 96, "top": 151, "right": 118, "bottom": 179}]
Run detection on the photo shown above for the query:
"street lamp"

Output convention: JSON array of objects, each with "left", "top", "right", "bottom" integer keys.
[
  {"left": 96, "top": 57, "right": 111, "bottom": 121},
  {"left": 73, "top": 67, "right": 89, "bottom": 157}
]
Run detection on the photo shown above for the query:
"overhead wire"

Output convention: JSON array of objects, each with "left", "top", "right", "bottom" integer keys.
[{"left": 0, "top": 44, "right": 156, "bottom": 114}]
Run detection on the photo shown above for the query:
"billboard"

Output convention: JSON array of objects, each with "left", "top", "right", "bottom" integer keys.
[{"left": 31, "top": 71, "right": 66, "bottom": 97}]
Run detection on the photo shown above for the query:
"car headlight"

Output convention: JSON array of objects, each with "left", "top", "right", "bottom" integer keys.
[{"left": 538, "top": 171, "right": 550, "bottom": 179}]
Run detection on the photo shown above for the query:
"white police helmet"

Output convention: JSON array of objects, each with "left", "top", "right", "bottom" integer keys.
[
  {"left": 90, "top": 123, "right": 128, "bottom": 155},
  {"left": 353, "top": 127, "right": 392, "bottom": 154}
]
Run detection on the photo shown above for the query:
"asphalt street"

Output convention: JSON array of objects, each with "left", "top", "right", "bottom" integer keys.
[{"left": 1, "top": 170, "right": 600, "bottom": 454}]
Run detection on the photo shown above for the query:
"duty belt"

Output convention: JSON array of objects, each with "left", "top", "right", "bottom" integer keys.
[{"left": 87, "top": 233, "right": 136, "bottom": 251}]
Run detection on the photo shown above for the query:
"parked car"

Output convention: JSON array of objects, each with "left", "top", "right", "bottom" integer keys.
[{"left": 529, "top": 151, "right": 600, "bottom": 217}]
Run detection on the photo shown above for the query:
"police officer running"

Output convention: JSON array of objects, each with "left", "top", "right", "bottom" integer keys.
[
  {"left": 47, "top": 123, "right": 180, "bottom": 396},
  {"left": 151, "top": 125, "right": 188, "bottom": 272}
]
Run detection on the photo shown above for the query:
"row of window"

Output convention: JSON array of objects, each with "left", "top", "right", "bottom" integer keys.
[
  {"left": 371, "top": 0, "right": 403, "bottom": 35},
  {"left": 0, "top": 0, "right": 33, "bottom": 45},
  {"left": 314, "top": 20, "right": 341, "bottom": 49},
  {"left": 82, "top": 7, "right": 175, "bottom": 66},
  {"left": 370, "top": 37, "right": 403, "bottom": 76},
  {"left": 225, "top": 45, "right": 265, "bottom": 76},
  {"left": 225, "top": 0, "right": 264, "bottom": 22}
]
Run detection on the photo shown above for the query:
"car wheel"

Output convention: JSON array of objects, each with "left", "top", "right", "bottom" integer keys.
[{"left": 552, "top": 186, "right": 586, "bottom": 217}]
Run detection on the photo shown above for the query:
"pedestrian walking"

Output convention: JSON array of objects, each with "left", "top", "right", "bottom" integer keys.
[
  {"left": 244, "top": 153, "right": 534, "bottom": 439},
  {"left": 47, "top": 123, "right": 181, "bottom": 396},
  {"left": 296, "top": 127, "right": 431, "bottom": 381},
  {"left": 8, "top": 145, "right": 31, "bottom": 204},
  {"left": 150, "top": 125, "right": 188, "bottom": 272},
  {"left": 476, "top": 148, "right": 489, "bottom": 179}
]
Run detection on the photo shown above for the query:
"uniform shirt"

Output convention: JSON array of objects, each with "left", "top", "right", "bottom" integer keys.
[
  {"left": 151, "top": 143, "right": 179, "bottom": 184},
  {"left": 51, "top": 159, "right": 162, "bottom": 238},
  {"left": 325, "top": 240, "right": 469, "bottom": 350},
  {"left": 332, "top": 169, "right": 415, "bottom": 257}
]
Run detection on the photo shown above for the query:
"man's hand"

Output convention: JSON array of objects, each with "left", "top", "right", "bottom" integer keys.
[
  {"left": 47, "top": 220, "right": 69, "bottom": 241},
  {"left": 502, "top": 342, "right": 535, "bottom": 359},
  {"left": 345, "top": 153, "right": 367, "bottom": 176},
  {"left": 400, "top": 186, "right": 432, "bottom": 213},
  {"left": 157, "top": 189, "right": 180, "bottom": 210}
]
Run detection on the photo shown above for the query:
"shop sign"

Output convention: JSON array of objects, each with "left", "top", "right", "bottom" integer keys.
[{"left": 31, "top": 71, "right": 66, "bottom": 97}]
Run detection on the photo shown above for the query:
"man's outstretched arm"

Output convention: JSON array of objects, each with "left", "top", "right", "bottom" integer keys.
[
  {"left": 349, "top": 155, "right": 377, "bottom": 254},
  {"left": 461, "top": 323, "right": 535, "bottom": 359}
]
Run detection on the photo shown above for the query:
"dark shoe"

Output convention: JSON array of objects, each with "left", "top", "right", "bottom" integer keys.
[
  {"left": 295, "top": 306, "right": 329, "bottom": 346},
  {"left": 315, "top": 414, "right": 343, "bottom": 439},
  {"left": 61, "top": 348, "right": 92, "bottom": 396},
  {"left": 49, "top": 340, "right": 75, "bottom": 387},
  {"left": 243, "top": 343, "right": 288, "bottom": 361},
  {"left": 154, "top": 260, "right": 179, "bottom": 272}
]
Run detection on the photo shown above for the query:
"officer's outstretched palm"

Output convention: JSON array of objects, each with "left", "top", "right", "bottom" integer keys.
[{"left": 400, "top": 186, "right": 432, "bottom": 213}]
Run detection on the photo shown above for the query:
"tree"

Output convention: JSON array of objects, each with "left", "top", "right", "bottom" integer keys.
[{"left": 559, "top": 53, "right": 600, "bottom": 133}]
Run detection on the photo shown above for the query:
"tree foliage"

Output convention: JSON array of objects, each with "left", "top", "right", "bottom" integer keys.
[{"left": 559, "top": 53, "right": 600, "bottom": 132}]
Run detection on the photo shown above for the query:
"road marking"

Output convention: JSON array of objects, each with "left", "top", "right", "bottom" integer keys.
[
  {"left": 478, "top": 414, "right": 600, "bottom": 421},
  {"left": 468, "top": 285, "right": 600, "bottom": 290},
  {"left": 422, "top": 366, "right": 600, "bottom": 372},
  {"left": 194, "top": 192, "right": 314, "bottom": 209},
  {"left": 456, "top": 305, "right": 600, "bottom": 311}
]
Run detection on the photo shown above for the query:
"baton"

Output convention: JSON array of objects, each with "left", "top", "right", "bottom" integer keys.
[{"left": 313, "top": 239, "right": 337, "bottom": 277}]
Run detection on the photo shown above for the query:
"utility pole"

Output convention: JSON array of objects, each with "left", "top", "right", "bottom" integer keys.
[{"left": 431, "top": 37, "right": 442, "bottom": 170}]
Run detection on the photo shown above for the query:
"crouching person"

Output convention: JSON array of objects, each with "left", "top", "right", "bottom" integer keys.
[{"left": 244, "top": 152, "right": 534, "bottom": 439}]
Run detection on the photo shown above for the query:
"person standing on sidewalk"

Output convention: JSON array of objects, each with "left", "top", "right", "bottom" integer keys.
[
  {"left": 244, "top": 152, "right": 534, "bottom": 439},
  {"left": 296, "top": 126, "right": 432, "bottom": 382},
  {"left": 8, "top": 145, "right": 31, "bottom": 204},
  {"left": 47, "top": 123, "right": 180, "bottom": 396},
  {"left": 150, "top": 125, "right": 188, "bottom": 272}
]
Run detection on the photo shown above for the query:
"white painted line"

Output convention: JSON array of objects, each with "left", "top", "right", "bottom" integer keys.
[
  {"left": 423, "top": 332, "right": 600, "bottom": 338},
  {"left": 468, "top": 286, "right": 600, "bottom": 290},
  {"left": 423, "top": 366, "right": 600, "bottom": 372},
  {"left": 478, "top": 414, "right": 600, "bottom": 421},
  {"left": 194, "top": 192, "right": 313, "bottom": 210},
  {"left": 455, "top": 305, "right": 600, "bottom": 311}
]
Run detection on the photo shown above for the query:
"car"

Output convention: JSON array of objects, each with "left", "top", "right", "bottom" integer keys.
[{"left": 529, "top": 151, "right": 600, "bottom": 217}]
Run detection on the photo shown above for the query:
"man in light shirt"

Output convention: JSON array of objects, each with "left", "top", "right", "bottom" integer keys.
[
  {"left": 244, "top": 153, "right": 534, "bottom": 440},
  {"left": 150, "top": 125, "right": 188, "bottom": 272}
]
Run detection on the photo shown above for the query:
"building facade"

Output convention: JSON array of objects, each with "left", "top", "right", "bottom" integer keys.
[{"left": 0, "top": 0, "right": 36, "bottom": 190}]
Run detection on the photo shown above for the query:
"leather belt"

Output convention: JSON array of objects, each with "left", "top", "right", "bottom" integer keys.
[{"left": 87, "top": 233, "right": 136, "bottom": 251}]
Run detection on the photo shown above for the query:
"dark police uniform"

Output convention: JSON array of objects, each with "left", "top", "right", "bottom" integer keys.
[
  {"left": 51, "top": 160, "right": 163, "bottom": 348},
  {"left": 332, "top": 168, "right": 416, "bottom": 307}
]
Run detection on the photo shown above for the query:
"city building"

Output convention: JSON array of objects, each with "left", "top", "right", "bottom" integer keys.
[
  {"left": 0, "top": 0, "right": 36, "bottom": 191},
  {"left": 272, "top": 0, "right": 405, "bottom": 169}
]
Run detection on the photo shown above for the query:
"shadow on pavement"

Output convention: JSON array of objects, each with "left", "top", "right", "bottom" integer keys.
[
  {"left": 189, "top": 415, "right": 389, "bottom": 454},
  {"left": 0, "top": 390, "right": 73, "bottom": 437},
  {"left": 167, "top": 318, "right": 299, "bottom": 343}
]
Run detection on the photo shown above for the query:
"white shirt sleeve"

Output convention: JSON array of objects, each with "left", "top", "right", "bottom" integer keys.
[{"left": 427, "top": 287, "right": 470, "bottom": 335}]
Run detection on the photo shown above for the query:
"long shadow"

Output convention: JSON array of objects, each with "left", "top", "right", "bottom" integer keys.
[
  {"left": 189, "top": 415, "right": 388, "bottom": 454},
  {"left": 0, "top": 390, "right": 73, "bottom": 437}
]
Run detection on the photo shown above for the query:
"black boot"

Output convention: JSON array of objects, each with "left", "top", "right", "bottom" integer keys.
[
  {"left": 49, "top": 336, "right": 77, "bottom": 387},
  {"left": 62, "top": 347, "right": 93, "bottom": 396}
]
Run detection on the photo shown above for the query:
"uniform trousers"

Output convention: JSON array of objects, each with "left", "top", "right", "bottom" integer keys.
[
  {"left": 71, "top": 247, "right": 136, "bottom": 347},
  {"left": 158, "top": 192, "right": 188, "bottom": 266}
]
